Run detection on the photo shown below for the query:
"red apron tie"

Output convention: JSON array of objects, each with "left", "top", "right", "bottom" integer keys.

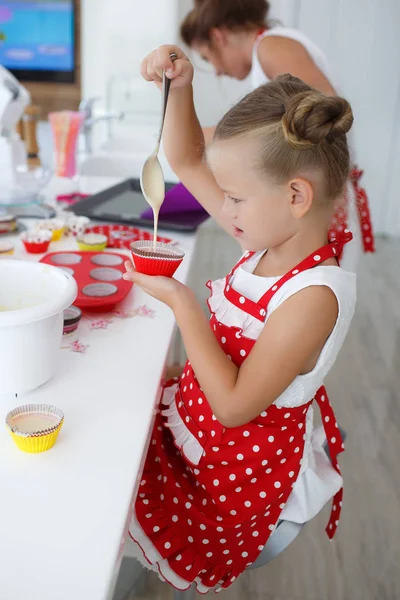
[
  {"left": 329, "top": 167, "right": 375, "bottom": 255},
  {"left": 315, "top": 386, "right": 344, "bottom": 539},
  {"left": 351, "top": 169, "right": 375, "bottom": 253}
]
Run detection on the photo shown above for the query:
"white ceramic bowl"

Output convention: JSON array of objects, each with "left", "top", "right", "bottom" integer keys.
[{"left": 0, "top": 260, "right": 77, "bottom": 394}]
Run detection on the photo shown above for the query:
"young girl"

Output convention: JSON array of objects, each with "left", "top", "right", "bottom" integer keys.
[
  {"left": 124, "top": 45, "right": 356, "bottom": 593},
  {"left": 180, "top": 0, "right": 374, "bottom": 273}
]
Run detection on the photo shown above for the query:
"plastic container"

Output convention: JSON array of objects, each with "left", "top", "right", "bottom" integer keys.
[
  {"left": 0, "top": 167, "right": 51, "bottom": 207},
  {"left": 0, "top": 260, "right": 77, "bottom": 394},
  {"left": 130, "top": 241, "right": 184, "bottom": 278}
]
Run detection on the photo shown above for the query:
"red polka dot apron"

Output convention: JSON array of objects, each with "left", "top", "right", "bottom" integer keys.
[{"left": 131, "top": 234, "right": 351, "bottom": 593}]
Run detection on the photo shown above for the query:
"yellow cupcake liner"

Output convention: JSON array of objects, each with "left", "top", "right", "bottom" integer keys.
[
  {"left": 6, "top": 404, "right": 64, "bottom": 454},
  {"left": 33, "top": 219, "right": 65, "bottom": 242},
  {"left": 0, "top": 245, "right": 14, "bottom": 256},
  {"left": 77, "top": 240, "right": 107, "bottom": 252},
  {"left": 9, "top": 423, "right": 63, "bottom": 453},
  {"left": 77, "top": 233, "right": 108, "bottom": 252},
  {"left": 51, "top": 228, "right": 64, "bottom": 242}
]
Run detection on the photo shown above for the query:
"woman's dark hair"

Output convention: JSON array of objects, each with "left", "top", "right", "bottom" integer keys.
[{"left": 181, "top": 0, "right": 270, "bottom": 46}]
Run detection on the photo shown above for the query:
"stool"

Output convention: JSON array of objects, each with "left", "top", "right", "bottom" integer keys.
[{"left": 173, "top": 427, "right": 346, "bottom": 599}]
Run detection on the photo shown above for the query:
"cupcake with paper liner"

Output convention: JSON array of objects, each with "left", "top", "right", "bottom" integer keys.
[
  {"left": 130, "top": 241, "right": 185, "bottom": 278},
  {"left": 64, "top": 214, "right": 90, "bottom": 237},
  {"left": 63, "top": 305, "right": 82, "bottom": 335},
  {"left": 0, "top": 214, "right": 17, "bottom": 234},
  {"left": 0, "top": 241, "right": 14, "bottom": 256},
  {"left": 33, "top": 218, "right": 65, "bottom": 241},
  {"left": 77, "top": 232, "right": 107, "bottom": 252},
  {"left": 6, "top": 404, "right": 64, "bottom": 454},
  {"left": 21, "top": 229, "right": 52, "bottom": 254}
]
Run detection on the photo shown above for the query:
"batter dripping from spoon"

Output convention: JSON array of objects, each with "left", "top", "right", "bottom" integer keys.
[{"left": 140, "top": 52, "right": 177, "bottom": 250}]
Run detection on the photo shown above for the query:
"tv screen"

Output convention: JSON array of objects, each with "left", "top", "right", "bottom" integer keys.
[{"left": 0, "top": 0, "right": 75, "bottom": 83}]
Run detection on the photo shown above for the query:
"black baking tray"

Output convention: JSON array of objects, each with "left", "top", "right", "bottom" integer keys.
[{"left": 68, "top": 178, "right": 209, "bottom": 232}]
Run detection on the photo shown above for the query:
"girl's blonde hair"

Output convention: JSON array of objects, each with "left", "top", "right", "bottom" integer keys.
[{"left": 215, "top": 74, "right": 354, "bottom": 201}]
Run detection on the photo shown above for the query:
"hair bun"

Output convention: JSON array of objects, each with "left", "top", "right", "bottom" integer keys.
[{"left": 282, "top": 90, "right": 353, "bottom": 149}]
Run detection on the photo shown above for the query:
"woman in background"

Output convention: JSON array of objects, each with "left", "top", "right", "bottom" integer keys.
[{"left": 180, "top": 0, "right": 375, "bottom": 272}]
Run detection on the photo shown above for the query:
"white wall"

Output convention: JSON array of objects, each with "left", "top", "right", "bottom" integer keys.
[
  {"left": 296, "top": 0, "right": 400, "bottom": 235},
  {"left": 81, "top": 0, "right": 179, "bottom": 117}
]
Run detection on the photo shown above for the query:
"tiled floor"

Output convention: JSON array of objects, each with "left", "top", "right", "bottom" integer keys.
[{"left": 124, "top": 233, "right": 400, "bottom": 600}]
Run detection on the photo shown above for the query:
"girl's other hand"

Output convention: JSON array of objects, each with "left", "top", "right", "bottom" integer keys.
[
  {"left": 123, "top": 261, "right": 189, "bottom": 310},
  {"left": 140, "top": 45, "right": 194, "bottom": 90}
]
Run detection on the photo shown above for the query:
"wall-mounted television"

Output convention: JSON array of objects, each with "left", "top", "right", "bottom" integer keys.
[{"left": 0, "top": 0, "right": 75, "bottom": 83}]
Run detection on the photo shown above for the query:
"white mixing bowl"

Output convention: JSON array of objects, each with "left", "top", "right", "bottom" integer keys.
[{"left": 0, "top": 260, "right": 77, "bottom": 394}]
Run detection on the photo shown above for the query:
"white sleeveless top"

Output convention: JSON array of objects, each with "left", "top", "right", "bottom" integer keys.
[
  {"left": 207, "top": 252, "right": 357, "bottom": 522},
  {"left": 251, "top": 26, "right": 338, "bottom": 90}
]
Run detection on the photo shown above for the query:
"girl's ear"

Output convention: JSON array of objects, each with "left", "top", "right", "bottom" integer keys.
[{"left": 287, "top": 177, "right": 314, "bottom": 219}]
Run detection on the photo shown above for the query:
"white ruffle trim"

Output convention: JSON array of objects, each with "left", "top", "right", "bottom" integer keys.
[
  {"left": 208, "top": 276, "right": 263, "bottom": 338},
  {"left": 161, "top": 383, "right": 204, "bottom": 466},
  {"left": 128, "top": 513, "right": 218, "bottom": 593}
]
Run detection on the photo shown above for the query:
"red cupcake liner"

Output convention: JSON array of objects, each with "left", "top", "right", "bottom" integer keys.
[
  {"left": 22, "top": 239, "right": 51, "bottom": 254},
  {"left": 63, "top": 305, "right": 82, "bottom": 335},
  {"left": 130, "top": 241, "right": 184, "bottom": 278}
]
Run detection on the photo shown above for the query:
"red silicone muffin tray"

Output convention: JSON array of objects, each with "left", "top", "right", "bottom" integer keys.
[{"left": 40, "top": 251, "right": 132, "bottom": 312}]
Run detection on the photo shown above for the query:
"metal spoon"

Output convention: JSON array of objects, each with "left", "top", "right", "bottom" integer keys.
[{"left": 140, "top": 53, "right": 177, "bottom": 248}]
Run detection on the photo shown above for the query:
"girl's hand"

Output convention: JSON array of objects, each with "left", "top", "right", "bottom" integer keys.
[
  {"left": 140, "top": 45, "right": 194, "bottom": 90},
  {"left": 123, "top": 261, "right": 189, "bottom": 310}
]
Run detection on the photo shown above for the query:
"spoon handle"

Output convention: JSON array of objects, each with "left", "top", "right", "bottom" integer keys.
[{"left": 157, "top": 52, "right": 178, "bottom": 147}]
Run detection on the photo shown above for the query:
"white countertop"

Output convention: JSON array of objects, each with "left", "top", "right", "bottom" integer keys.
[{"left": 0, "top": 175, "right": 198, "bottom": 600}]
